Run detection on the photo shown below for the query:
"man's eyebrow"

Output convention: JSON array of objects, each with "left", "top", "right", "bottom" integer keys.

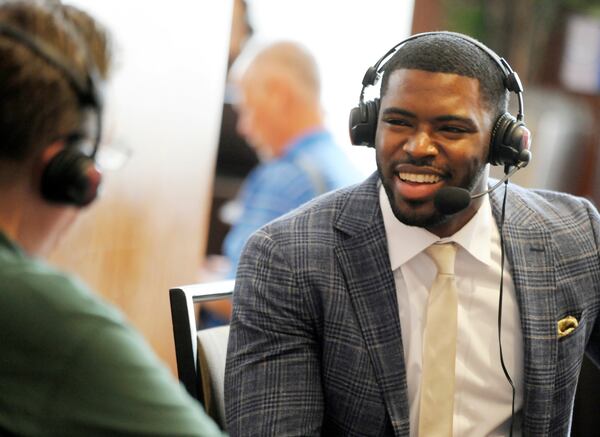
[
  {"left": 435, "top": 115, "right": 478, "bottom": 128},
  {"left": 381, "top": 109, "right": 478, "bottom": 128},
  {"left": 381, "top": 108, "right": 416, "bottom": 118}
]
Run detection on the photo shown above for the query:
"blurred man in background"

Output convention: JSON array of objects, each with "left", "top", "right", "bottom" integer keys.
[
  {"left": 226, "top": 40, "right": 363, "bottom": 271},
  {"left": 201, "top": 40, "right": 362, "bottom": 326},
  {"left": 0, "top": 1, "right": 223, "bottom": 435}
]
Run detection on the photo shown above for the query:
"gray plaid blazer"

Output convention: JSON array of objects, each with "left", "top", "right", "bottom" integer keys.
[{"left": 225, "top": 172, "right": 600, "bottom": 436}]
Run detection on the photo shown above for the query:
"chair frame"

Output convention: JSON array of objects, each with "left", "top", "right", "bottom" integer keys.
[{"left": 169, "top": 280, "right": 234, "bottom": 402}]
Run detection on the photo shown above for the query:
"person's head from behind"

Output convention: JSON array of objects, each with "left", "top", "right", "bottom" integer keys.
[
  {"left": 231, "top": 40, "right": 323, "bottom": 160},
  {"left": 375, "top": 32, "right": 509, "bottom": 237},
  {"left": 0, "top": 0, "right": 111, "bottom": 255}
]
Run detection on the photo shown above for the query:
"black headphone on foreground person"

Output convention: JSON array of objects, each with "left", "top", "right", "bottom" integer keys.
[
  {"left": 0, "top": 21, "right": 103, "bottom": 207},
  {"left": 348, "top": 31, "right": 532, "bottom": 169}
]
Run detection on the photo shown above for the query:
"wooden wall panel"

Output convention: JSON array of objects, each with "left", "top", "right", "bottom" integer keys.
[
  {"left": 49, "top": 0, "right": 232, "bottom": 373},
  {"left": 411, "top": 0, "right": 443, "bottom": 33}
]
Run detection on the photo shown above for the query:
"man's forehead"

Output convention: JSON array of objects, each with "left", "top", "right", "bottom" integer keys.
[
  {"left": 381, "top": 68, "right": 493, "bottom": 125},
  {"left": 383, "top": 69, "right": 484, "bottom": 106},
  {"left": 386, "top": 68, "right": 481, "bottom": 89}
]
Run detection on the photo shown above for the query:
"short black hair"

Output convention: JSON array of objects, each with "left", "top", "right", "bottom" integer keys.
[{"left": 380, "top": 32, "right": 508, "bottom": 120}]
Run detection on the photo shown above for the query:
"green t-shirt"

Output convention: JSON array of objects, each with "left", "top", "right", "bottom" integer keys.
[{"left": 0, "top": 232, "right": 225, "bottom": 436}]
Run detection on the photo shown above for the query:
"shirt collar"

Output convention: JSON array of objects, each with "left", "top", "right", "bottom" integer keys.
[{"left": 379, "top": 183, "right": 494, "bottom": 271}]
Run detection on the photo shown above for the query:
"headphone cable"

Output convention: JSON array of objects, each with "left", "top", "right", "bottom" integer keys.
[{"left": 498, "top": 177, "right": 516, "bottom": 437}]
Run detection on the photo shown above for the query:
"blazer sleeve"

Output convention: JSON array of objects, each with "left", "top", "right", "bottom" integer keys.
[
  {"left": 225, "top": 229, "right": 323, "bottom": 436},
  {"left": 585, "top": 197, "right": 600, "bottom": 367}
]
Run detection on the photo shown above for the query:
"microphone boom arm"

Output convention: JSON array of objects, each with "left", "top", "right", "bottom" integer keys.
[{"left": 472, "top": 162, "right": 527, "bottom": 200}]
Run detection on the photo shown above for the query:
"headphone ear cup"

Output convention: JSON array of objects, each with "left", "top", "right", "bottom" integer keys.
[
  {"left": 489, "top": 113, "right": 531, "bottom": 167},
  {"left": 349, "top": 98, "right": 379, "bottom": 147},
  {"left": 40, "top": 147, "right": 102, "bottom": 207}
]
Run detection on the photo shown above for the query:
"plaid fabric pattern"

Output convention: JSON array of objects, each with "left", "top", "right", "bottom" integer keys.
[{"left": 225, "top": 172, "right": 600, "bottom": 436}]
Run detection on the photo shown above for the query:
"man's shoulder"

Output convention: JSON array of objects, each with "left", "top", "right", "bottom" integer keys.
[
  {"left": 512, "top": 183, "right": 594, "bottom": 209},
  {"left": 0, "top": 258, "right": 223, "bottom": 437},
  {"left": 261, "top": 173, "right": 378, "bottom": 236},
  {"left": 0, "top": 253, "right": 82, "bottom": 296},
  {"left": 500, "top": 182, "right": 599, "bottom": 228},
  {"left": 0, "top": 255, "right": 124, "bottom": 336},
  {"left": 266, "top": 184, "right": 352, "bottom": 229}
]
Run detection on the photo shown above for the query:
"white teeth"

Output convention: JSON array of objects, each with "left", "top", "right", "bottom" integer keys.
[{"left": 398, "top": 172, "right": 441, "bottom": 183}]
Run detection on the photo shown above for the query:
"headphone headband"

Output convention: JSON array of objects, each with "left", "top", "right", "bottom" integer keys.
[
  {"left": 358, "top": 31, "right": 525, "bottom": 122},
  {"left": 0, "top": 23, "right": 99, "bottom": 107},
  {"left": 349, "top": 31, "right": 532, "bottom": 169}
]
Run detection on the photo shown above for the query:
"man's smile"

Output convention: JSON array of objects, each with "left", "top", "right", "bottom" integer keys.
[
  {"left": 398, "top": 172, "right": 441, "bottom": 183},
  {"left": 393, "top": 164, "right": 447, "bottom": 201}
]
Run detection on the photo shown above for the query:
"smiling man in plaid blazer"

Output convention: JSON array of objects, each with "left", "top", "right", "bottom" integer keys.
[{"left": 224, "top": 31, "right": 600, "bottom": 436}]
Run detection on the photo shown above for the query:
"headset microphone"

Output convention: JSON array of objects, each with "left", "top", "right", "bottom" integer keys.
[{"left": 434, "top": 149, "right": 531, "bottom": 215}]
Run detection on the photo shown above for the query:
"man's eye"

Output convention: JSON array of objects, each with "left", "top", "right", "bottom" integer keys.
[
  {"left": 440, "top": 125, "right": 467, "bottom": 134},
  {"left": 384, "top": 118, "right": 412, "bottom": 127}
]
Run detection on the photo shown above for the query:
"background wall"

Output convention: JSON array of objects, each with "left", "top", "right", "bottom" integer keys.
[
  {"left": 49, "top": 0, "right": 232, "bottom": 372},
  {"left": 244, "top": 0, "right": 415, "bottom": 176}
]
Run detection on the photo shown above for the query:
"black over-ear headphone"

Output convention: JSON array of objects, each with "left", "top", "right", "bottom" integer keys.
[
  {"left": 349, "top": 31, "right": 532, "bottom": 168},
  {"left": 0, "top": 22, "right": 103, "bottom": 206}
]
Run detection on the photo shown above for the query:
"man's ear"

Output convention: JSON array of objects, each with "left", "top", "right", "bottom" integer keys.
[
  {"left": 34, "top": 141, "right": 66, "bottom": 184},
  {"left": 38, "top": 140, "right": 65, "bottom": 169}
]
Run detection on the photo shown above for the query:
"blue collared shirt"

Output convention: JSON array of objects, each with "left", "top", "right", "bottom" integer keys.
[{"left": 223, "top": 129, "right": 363, "bottom": 276}]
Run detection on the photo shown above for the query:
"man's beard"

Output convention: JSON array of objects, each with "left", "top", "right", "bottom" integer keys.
[
  {"left": 376, "top": 156, "right": 486, "bottom": 229},
  {"left": 385, "top": 186, "right": 451, "bottom": 228}
]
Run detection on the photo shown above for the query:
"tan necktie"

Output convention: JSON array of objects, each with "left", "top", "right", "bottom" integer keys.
[{"left": 418, "top": 243, "right": 458, "bottom": 437}]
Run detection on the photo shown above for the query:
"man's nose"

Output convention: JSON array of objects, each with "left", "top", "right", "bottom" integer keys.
[{"left": 403, "top": 130, "right": 437, "bottom": 158}]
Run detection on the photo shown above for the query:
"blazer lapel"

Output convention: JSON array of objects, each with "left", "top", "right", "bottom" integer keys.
[
  {"left": 490, "top": 187, "right": 557, "bottom": 435},
  {"left": 334, "top": 174, "right": 410, "bottom": 436}
]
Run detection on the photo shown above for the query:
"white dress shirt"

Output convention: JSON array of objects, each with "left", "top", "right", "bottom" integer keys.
[{"left": 379, "top": 185, "right": 524, "bottom": 436}]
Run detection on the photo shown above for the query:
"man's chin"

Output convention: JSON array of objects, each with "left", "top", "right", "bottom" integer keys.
[
  {"left": 391, "top": 204, "right": 449, "bottom": 229},
  {"left": 387, "top": 190, "right": 450, "bottom": 227}
]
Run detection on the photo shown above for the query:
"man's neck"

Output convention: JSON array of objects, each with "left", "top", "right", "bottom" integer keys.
[
  {"left": 0, "top": 186, "right": 74, "bottom": 257},
  {"left": 0, "top": 185, "right": 27, "bottom": 246}
]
